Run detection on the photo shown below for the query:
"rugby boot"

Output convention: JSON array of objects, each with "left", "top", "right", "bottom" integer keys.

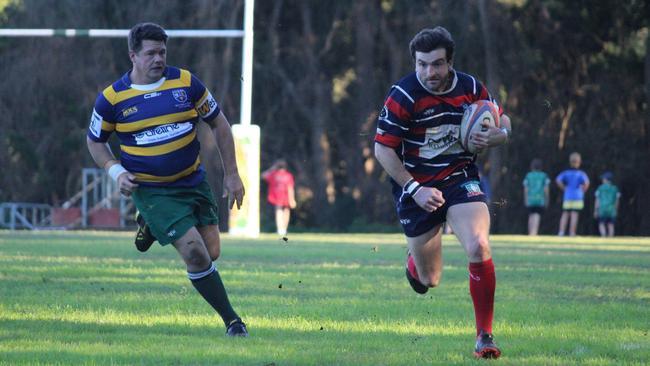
[
  {"left": 474, "top": 330, "right": 501, "bottom": 359},
  {"left": 226, "top": 318, "right": 249, "bottom": 337},
  {"left": 406, "top": 253, "right": 428, "bottom": 294},
  {"left": 134, "top": 211, "right": 156, "bottom": 252}
]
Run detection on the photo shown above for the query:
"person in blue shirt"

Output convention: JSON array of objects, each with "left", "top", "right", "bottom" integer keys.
[{"left": 555, "top": 152, "right": 590, "bottom": 236}]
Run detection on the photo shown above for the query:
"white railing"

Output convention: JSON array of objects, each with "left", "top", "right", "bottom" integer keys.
[{"left": 0, "top": 202, "right": 52, "bottom": 230}]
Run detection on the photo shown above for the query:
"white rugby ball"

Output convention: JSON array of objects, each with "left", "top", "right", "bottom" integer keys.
[{"left": 459, "top": 100, "right": 500, "bottom": 153}]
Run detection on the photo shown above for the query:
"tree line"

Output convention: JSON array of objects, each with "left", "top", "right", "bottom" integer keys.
[{"left": 1, "top": 0, "right": 648, "bottom": 235}]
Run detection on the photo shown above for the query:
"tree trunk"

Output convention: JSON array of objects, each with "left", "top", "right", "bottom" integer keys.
[{"left": 478, "top": 0, "right": 504, "bottom": 228}]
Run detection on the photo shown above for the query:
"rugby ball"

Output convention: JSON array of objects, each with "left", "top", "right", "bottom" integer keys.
[{"left": 459, "top": 100, "right": 501, "bottom": 153}]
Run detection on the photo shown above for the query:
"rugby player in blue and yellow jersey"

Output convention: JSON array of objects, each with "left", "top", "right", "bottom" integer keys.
[
  {"left": 86, "top": 23, "right": 248, "bottom": 337},
  {"left": 374, "top": 27, "right": 511, "bottom": 359}
]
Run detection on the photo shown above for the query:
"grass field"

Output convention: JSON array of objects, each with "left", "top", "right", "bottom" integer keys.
[{"left": 0, "top": 230, "right": 648, "bottom": 365}]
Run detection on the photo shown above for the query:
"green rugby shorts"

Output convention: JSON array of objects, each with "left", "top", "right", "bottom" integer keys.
[{"left": 131, "top": 180, "right": 219, "bottom": 245}]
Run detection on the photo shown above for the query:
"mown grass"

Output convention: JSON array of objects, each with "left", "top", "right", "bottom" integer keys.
[{"left": 0, "top": 231, "right": 648, "bottom": 365}]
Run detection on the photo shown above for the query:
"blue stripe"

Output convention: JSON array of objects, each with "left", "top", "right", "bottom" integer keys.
[{"left": 121, "top": 139, "right": 201, "bottom": 177}]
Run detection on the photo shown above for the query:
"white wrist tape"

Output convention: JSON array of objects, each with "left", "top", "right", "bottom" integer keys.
[
  {"left": 500, "top": 127, "right": 509, "bottom": 138},
  {"left": 403, "top": 178, "right": 422, "bottom": 196},
  {"left": 108, "top": 163, "right": 128, "bottom": 182}
]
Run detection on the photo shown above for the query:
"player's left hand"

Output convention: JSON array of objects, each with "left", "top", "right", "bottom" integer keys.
[
  {"left": 471, "top": 123, "right": 506, "bottom": 150},
  {"left": 223, "top": 173, "right": 245, "bottom": 209}
]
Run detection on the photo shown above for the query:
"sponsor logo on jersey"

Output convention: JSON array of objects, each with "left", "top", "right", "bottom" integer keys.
[
  {"left": 422, "top": 107, "right": 436, "bottom": 116},
  {"left": 134, "top": 122, "right": 193, "bottom": 145},
  {"left": 426, "top": 129, "right": 458, "bottom": 150},
  {"left": 89, "top": 109, "right": 102, "bottom": 138},
  {"left": 122, "top": 106, "right": 138, "bottom": 118},
  {"left": 462, "top": 180, "right": 483, "bottom": 198},
  {"left": 144, "top": 91, "right": 162, "bottom": 99},
  {"left": 172, "top": 89, "right": 188, "bottom": 103},
  {"left": 197, "top": 93, "right": 218, "bottom": 117}
]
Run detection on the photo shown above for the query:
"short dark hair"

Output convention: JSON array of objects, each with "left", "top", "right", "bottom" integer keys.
[
  {"left": 275, "top": 159, "right": 288, "bottom": 170},
  {"left": 530, "top": 158, "right": 543, "bottom": 171},
  {"left": 409, "top": 26, "right": 455, "bottom": 61},
  {"left": 128, "top": 22, "right": 168, "bottom": 53}
]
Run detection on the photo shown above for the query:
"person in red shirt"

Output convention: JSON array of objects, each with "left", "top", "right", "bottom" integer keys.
[{"left": 262, "top": 160, "right": 296, "bottom": 236}]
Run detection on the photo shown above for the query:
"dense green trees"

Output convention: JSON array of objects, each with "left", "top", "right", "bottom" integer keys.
[{"left": 1, "top": 0, "right": 648, "bottom": 235}]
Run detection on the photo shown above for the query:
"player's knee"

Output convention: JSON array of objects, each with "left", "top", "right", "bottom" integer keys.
[
  {"left": 186, "top": 245, "right": 211, "bottom": 269},
  {"left": 420, "top": 272, "right": 441, "bottom": 288},
  {"left": 209, "top": 246, "right": 221, "bottom": 261},
  {"left": 469, "top": 237, "right": 491, "bottom": 260},
  {"left": 421, "top": 273, "right": 441, "bottom": 288},
  {"left": 424, "top": 278, "right": 440, "bottom": 288}
]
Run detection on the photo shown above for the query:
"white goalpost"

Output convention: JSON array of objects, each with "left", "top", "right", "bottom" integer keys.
[{"left": 0, "top": 0, "right": 260, "bottom": 237}]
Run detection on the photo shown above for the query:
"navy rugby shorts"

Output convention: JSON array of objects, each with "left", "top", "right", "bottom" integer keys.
[{"left": 392, "top": 173, "right": 488, "bottom": 237}]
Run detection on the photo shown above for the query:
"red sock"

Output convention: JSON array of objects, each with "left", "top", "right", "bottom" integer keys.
[
  {"left": 407, "top": 254, "right": 420, "bottom": 281},
  {"left": 469, "top": 258, "right": 496, "bottom": 336}
]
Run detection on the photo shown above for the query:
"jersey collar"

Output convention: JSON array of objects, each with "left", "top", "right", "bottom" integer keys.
[{"left": 121, "top": 67, "right": 169, "bottom": 91}]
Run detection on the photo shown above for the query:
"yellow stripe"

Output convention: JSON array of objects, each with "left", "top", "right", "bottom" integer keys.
[
  {"left": 102, "top": 86, "right": 118, "bottom": 105},
  {"left": 116, "top": 110, "right": 198, "bottom": 132},
  {"left": 103, "top": 69, "right": 192, "bottom": 105},
  {"left": 133, "top": 157, "right": 201, "bottom": 183},
  {"left": 562, "top": 200, "right": 584, "bottom": 210},
  {"left": 102, "top": 120, "right": 115, "bottom": 132},
  {"left": 120, "top": 130, "right": 196, "bottom": 156}
]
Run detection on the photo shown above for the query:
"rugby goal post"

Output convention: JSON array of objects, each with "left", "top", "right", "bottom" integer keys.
[{"left": 0, "top": 0, "right": 260, "bottom": 236}]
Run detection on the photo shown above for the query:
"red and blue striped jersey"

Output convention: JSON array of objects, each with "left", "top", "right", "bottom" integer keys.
[
  {"left": 87, "top": 66, "right": 220, "bottom": 187},
  {"left": 375, "top": 70, "right": 502, "bottom": 185}
]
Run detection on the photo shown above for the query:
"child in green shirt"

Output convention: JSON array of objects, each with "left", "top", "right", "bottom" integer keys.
[
  {"left": 594, "top": 172, "right": 621, "bottom": 237},
  {"left": 523, "top": 158, "right": 550, "bottom": 235}
]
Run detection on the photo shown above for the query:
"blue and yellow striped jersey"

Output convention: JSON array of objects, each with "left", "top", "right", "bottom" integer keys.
[{"left": 87, "top": 66, "right": 220, "bottom": 187}]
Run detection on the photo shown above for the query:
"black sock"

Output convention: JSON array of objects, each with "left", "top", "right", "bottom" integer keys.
[{"left": 189, "top": 264, "right": 239, "bottom": 326}]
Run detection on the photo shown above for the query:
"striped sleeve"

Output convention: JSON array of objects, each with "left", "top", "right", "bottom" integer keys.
[
  {"left": 87, "top": 89, "right": 116, "bottom": 142},
  {"left": 474, "top": 80, "right": 504, "bottom": 116},
  {"left": 190, "top": 73, "right": 220, "bottom": 123},
  {"left": 375, "top": 86, "right": 413, "bottom": 148}
]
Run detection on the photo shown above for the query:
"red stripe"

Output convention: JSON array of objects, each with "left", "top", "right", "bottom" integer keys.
[
  {"left": 439, "top": 94, "right": 473, "bottom": 108},
  {"left": 414, "top": 94, "right": 473, "bottom": 112},
  {"left": 410, "top": 161, "right": 470, "bottom": 184},
  {"left": 386, "top": 97, "right": 410, "bottom": 121}
]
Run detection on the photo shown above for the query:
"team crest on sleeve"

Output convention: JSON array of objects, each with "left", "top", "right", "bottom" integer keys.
[
  {"left": 89, "top": 109, "right": 102, "bottom": 138},
  {"left": 379, "top": 105, "right": 388, "bottom": 119},
  {"left": 172, "top": 89, "right": 188, "bottom": 103}
]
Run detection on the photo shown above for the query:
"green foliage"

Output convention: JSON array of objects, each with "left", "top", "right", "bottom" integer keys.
[{"left": 1, "top": 230, "right": 649, "bottom": 365}]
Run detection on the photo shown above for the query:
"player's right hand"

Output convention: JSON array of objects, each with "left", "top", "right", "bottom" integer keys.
[
  {"left": 117, "top": 173, "right": 138, "bottom": 197},
  {"left": 413, "top": 186, "right": 445, "bottom": 212},
  {"left": 223, "top": 173, "right": 245, "bottom": 209}
]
